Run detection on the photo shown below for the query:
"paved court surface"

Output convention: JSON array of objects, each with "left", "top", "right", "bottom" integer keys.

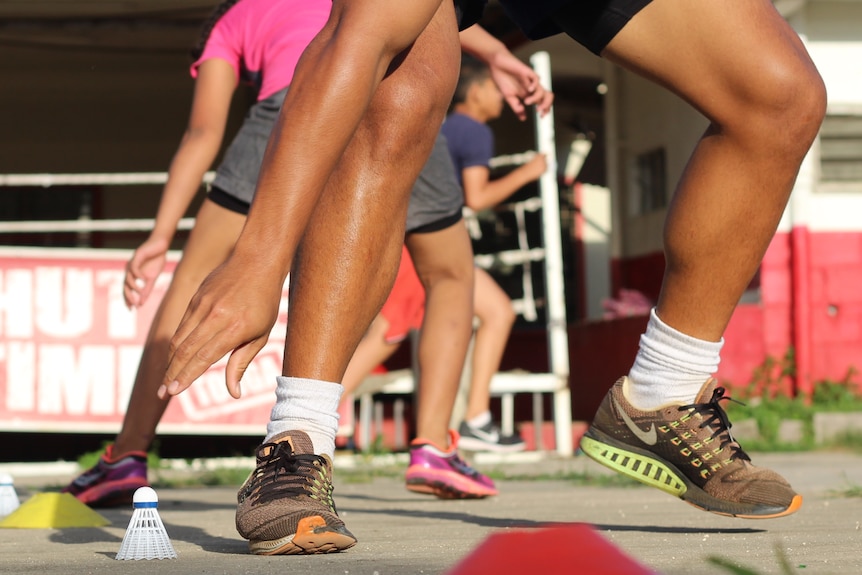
[{"left": 1, "top": 450, "right": 861, "bottom": 574}]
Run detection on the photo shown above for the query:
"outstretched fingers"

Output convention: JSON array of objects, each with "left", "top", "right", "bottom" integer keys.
[{"left": 160, "top": 278, "right": 276, "bottom": 399}]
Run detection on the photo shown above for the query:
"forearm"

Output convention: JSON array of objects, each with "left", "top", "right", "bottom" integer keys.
[
  {"left": 151, "top": 130, "right": 222, "bottom": 244},
  {"left": 458, "top": 24, "right": 507, "bottom": 64},
  {"left": 229, "top": 5, "right": 438, "bottom": 280},
  {"left": 467, "top": 167, "right": 537, "bottom": 211}
]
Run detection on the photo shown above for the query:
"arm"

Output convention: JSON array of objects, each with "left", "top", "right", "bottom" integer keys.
[
  {"left": 162, "top": 0, "right": 446, "bottom": 399},
  {"left": 124, "top": 59, "right": 236, "bottom": 308},
  {"left": 459, "top": 25, "right": 554, "bottom": 119},
  {"left": 461, "top": 153, "right": 547, "bottom": 211}
]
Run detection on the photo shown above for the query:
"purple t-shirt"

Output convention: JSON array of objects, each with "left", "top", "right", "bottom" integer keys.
[
  {"left": 440, "top": 112, "right": 494, "bottom": 187},
  {"left": 190, "top": 0, "right": 330, "bottom": 101}
]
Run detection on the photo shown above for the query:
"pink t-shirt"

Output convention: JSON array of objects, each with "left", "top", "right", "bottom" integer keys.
[{"left": 191, "top": 0, "right": 330, "bottom": 101}]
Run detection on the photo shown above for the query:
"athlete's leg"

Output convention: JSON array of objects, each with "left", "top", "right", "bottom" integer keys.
[
  {"left": 576, "top": 0, "right": 824, "bottom": 518},
  {"left": 601, "top": 0, "right": 826, "bottom": 341},
  {"left": 164, "top": 0, "right": 452, "bottom": 395},
  {"left": 464, "top": 267, "right": 515, "bottom": 421},
  {"left": 114, "top": 199, "right": 245, "bottom": 454},
  {"left": 282, "top": 1, "right": 461, "bottom": 385},
  {"left": 405, "top": 222, "right": 475, "bottom": 448},
  {"left": 341, "top": 315, "right": 400, "bottom": 395}
]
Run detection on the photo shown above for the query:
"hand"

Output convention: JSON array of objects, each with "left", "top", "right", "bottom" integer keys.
[
  {"left": 487, "top": 50, "right": 554, "bottom": 121},
  {"left": 160, "top": 255, "right": 283, "bottom": 400},
  {"left": 124, "top": 237, "right": 170, "bottom": 308},
  {"left": 525, "top": 153, "right": 548, "bottom": 180}
]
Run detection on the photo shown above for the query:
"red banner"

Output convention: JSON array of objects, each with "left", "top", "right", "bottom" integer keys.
[{"left": 0, "top": 247, "right": 288, "bottom": 435}]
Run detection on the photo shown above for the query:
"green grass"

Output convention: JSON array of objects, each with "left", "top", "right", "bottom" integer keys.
[
  {"left": 486, "top": 468, "right": 643, "bottom": 487},
  {"left": 722, "top": 358, "right": 862, "bottom": 452},
  {"left": 141, "top": 462, "right": 645, "bottom": 490},
  {"left": 150, "top": 467, "right": 252, "bottom": 489},
  {"left": 76, "top": 441, "right": 163, "bottom": 472},
  {"left": 708, "top": 545, "right": 807, "bottom": 574}
]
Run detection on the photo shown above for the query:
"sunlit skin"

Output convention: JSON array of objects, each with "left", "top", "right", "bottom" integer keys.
[
  {"left": 162, "top": 0, "right": 825, "bottom": 454},
  {"left": 160, "top": 2, "right": 552, "bottom": 449}
]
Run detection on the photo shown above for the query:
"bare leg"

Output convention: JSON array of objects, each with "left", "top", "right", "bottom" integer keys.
[
  {"left": 579, "top": 0, "right": 824, "bottom": 519},
  {"left": 602, "top": 0, "right": 826, "bottom": 341},
  {"left": 283, "top": 2, "right": 461, "bottom": 384},
  {"left": 341, "top": 315, "right": 400, "bottom": 395},
  {"left": 114, "top": 200, "right": 245, "bottom": 454},
  {"left": 164, "top": 0, "right": 454, "bottom": 395},
  {"left": 464, "top": 268, "right": 515, "bottom": 421},
  {"left": 406, "top": 223, "right": 475, "bottom": 447}
]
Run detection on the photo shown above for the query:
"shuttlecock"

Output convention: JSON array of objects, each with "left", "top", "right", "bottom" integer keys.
[
  {"left": 0, "top": 473, "right": 20, "bottom": 517},
  {"left": 115, "top": 486, "right": 177, "bottom": 560}
]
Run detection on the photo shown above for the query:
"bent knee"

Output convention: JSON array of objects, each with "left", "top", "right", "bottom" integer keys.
[
  {"left": 477, "top": 301, "right": 516, "bottom": 329},
  {"left": 727, "top": 60, "right": 826, "bottom": 156}
]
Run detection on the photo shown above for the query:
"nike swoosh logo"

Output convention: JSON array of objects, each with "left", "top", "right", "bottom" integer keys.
[
  {"left": 613, "top": 397, "right": 658, "bottom": 446},
  {"left": 467, "top": 427, "right": 500, "bottom": 443}
]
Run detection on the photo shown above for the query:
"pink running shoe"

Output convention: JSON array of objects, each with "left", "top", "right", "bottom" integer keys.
[
  {"left": 62, "top": 444, "right": 149, "bottom": 507},
  {"left": 405, "top": 430, "right": 497, "bottom": 499}
]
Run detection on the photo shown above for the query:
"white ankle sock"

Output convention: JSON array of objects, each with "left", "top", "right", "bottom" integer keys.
[
  {"left": 627, "top": 308, "right": 723, "bottom": 410},
  {"left": 266, "top": 376, "right": 343, "bottom": 459},
  {"left": 467, "top": 411, "right": 492, "bottom": 428}
]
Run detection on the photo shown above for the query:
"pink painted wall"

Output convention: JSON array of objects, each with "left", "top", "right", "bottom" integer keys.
[
  {"left": 604, "top": 230, "right": 862, "bottom": 394},
  {"left": 684, "top": 231, "right": 862, "bottom": 392}
]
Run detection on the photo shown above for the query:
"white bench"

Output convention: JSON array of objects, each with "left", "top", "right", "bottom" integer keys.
[{"left": 351, "top": 367, "right": 571, "bottom": 454}]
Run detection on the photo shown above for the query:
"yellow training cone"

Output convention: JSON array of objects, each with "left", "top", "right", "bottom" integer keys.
[{"left": 0, "top": 492, "right": 110, "bottom": 529}]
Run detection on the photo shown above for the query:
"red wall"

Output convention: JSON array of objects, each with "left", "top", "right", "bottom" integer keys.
[
  {"left": 617, "top": 230, "right": 862, "bottom": 395},
  {"left": 368, "top": 230, "right": 862, "bottom": 449}
]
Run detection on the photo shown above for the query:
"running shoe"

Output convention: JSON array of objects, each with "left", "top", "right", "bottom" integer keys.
[
  {"left": 62, "top": 444, "right": 149, "bottom": 507},
  {"left": 580, "top": 377, "right": 803, "bottom": 519},
  {"left": 405, "top": 429, "right": 498, "bottom": 499},
  {"left": 458, "top": 420, "right": 526, "bottom": 453},
  {"left": 235, "top": 430, "right": 357, "bottom": 555}
]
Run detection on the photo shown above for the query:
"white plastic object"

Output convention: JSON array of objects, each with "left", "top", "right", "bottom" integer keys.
[
  {"left": 0, "top": 473, "right": 20, "bottom": 517},
  {"left": 115, "top": 487, "right": 177, "bottom": 560}
]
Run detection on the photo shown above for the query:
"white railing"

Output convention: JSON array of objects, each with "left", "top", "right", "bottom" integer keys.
[{"left": 0, "top": 52, "right": 573, "bottom": 455}]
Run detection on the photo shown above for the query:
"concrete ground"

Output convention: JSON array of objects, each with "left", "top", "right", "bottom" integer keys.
[{"left": 1, "top": 450, "right": 861, "bottom": 574}]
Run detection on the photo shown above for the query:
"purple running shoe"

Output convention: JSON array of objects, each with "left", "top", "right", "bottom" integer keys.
[
  {"left": 405, "top": 430, "right": 497, "bottom": 499},
  {"left": 62, "top": 444, "right": 149, "bottom": 507}
]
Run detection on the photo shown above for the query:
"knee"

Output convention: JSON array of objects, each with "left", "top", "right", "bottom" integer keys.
[
  {"left": 480, "top": 300, "right": 516, "bottom": 330},
  {"left": 772, "top": 64, "right": 826, "bottom": 150},
  {"left": 730, "top": 59, "right": 827, "bottom": 159},
  {"left": 416, "top": 260, "right": 473, "bottom": 293}
]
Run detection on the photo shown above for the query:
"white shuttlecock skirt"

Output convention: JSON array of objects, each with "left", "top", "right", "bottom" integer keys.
[
  {"left": 0, "top": 474, "right": 20, "bottom": 517},
  {"left": 116, "top": 487, "right": 177, "bottom": 560}
]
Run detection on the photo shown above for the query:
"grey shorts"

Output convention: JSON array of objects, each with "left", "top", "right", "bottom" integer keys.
[
  {"left": 405, "top": 132, "right": 464, "bottom": 235},
  {"left": 209, "top": 87, "right": 288, "bottom": 209},
  {"left": 210, "top": 90, "right": 463, "bottom": 233}
]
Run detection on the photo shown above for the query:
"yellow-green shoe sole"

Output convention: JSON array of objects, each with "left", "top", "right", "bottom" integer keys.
[{"left": 580, "top": 435, "right": 687, "bottom": 497}]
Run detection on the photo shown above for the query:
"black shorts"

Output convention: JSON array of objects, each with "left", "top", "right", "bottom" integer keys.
[
  {"left": 454, "top": 0, "right": 487, "bottom": 30},
  {"left": 500, "top": 0, "right": 653, "bottom": 55},
  {"left": 208, "top": 185, "right": 250, "bottom": 215}
]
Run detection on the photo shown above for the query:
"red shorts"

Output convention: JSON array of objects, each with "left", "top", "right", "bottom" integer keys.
[{"left": 380, "top": 246, "right": 426, "bottom": 344}]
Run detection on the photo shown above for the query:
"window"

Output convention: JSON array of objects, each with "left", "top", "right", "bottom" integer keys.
[
  {"left": 820, "top": 114, "right": 862, "bottom": 186},
  {"left": 635, "top": 147, "right": 667, "bottom": 214}
]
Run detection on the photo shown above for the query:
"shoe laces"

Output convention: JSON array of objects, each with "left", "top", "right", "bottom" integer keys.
[
  {"left": 241, "top": 442, "right": 336, "bottom": 511},
  {"left": 678, "top": 386, "right": 750, "bottom": 462},
  {"left": 449, "top": 452, "right": 486, "bottom": 480}
]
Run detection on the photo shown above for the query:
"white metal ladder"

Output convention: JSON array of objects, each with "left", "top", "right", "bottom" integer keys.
[{"left": 354, "top": 52, "right": 573, "bottom": 456}]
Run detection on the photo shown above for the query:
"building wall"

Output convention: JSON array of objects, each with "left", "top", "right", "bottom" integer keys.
[
  {"left": 603, "top": 0, "right": 862, "bottom": 392},
  {"left": 612, "top": 69, "right": 707, "bottom": 259},
  {"left": 1, "top": 40, "right": 253, "bottom": 248},
  {"left": 805, "top": 0, "right": 862, "bottom": 110}
]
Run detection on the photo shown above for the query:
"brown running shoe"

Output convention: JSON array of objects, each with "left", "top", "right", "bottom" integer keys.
[
  {"left": 581, "top": 377, "right": 802, "bottom": 519},
  {"left": 235, "top": 431, "right": 357, "bottom": 554}
]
